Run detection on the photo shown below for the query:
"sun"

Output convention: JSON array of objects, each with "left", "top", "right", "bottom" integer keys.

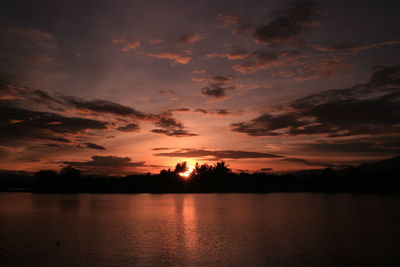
[{"left": 179, "top": 164, "right": 195, "bottom": 178}]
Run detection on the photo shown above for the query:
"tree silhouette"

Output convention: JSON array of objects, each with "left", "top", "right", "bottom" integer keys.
[
  {"left": 174, "top": 162, "right": 188, "bottom": 174},
  {"left": 60, "top": 166, "right": 81, "bottom": 178},
  {"left": 20, "top": 156, "right": 400, "bottom": 194},
  {"left": 214, "top": 161, "right": 231, "bottom": 175},
  {"left": 194, "top": 162, "right": 212, "bottom": 176}
]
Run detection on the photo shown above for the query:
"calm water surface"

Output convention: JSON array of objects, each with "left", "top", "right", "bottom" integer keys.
[{"left": 0, "top": 193, "right": 399, "bottom": 266}]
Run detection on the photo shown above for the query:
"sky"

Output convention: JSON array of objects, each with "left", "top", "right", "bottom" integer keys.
[{"left": 0, "top": 0, "right": 399, "bottom": 174}]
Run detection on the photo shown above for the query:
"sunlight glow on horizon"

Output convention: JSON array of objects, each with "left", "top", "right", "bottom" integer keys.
[{"left": 179, "top": 164, "right": 195, "bottom": 178}]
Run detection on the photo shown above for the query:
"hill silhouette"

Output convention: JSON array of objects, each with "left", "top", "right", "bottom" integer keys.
[{"left": 0, "top": 156, "right": 399, "bottom": 193}]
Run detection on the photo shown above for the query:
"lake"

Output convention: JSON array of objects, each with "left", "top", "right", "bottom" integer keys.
[{"left": 0, "top": 193, "right": 399, "bottom": 266}]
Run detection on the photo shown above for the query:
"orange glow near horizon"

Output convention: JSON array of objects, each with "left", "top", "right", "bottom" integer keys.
[{"left": 179, "top": 164, "right": 195, "bottom": 178}]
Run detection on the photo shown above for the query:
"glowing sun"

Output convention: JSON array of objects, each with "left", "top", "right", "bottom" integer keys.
[{"left": 179, "top": 164, "right": 195, "bottom": 178}]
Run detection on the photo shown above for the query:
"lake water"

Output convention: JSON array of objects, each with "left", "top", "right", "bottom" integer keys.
[{"left": 0, "top": 193, "right": 399, "bottom": 266}]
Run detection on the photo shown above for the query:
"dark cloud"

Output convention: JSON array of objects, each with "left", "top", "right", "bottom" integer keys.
[
  {"left": 193, "top": 108, "right": 233, "bottom": 115},
  {"left": 63, "top": 96, "right": 147, "bottom": 119},
  {"left": 202, "top": 87, "right": 226, "bottom": 98},
  {"left": 154, "top": 148, "right": 282, "bottom": 159},
  {"left": 233, "top": 50, "right": 301, "bottom": 74},
  {"left": 81, "top": 143, "right": 106, "bottom": 150},
  {"left": 60, "top": 155, "right": 146, "bottom": 174},
  {"left": 2, "top": 84, "right": 197, "bottom": 139},
  {"left": 151, "top": 112, "right": 196, "bottom": 134},
  {"left": 253, "top": 0, "right": 322, "bottom": 45},
  {"left": 151, "top": 129, "right": 198, "bottom": 137},
  {"left": 296, "top": 137, "right": 400, "bottom": 155},
  {"left": 43, "top": 144, "right": 61, "bottom": 147},
  {"left": 152, "top": 147, "right": 176, "bottom": 151},
  {"left": 0, "top": 85, "right": 63, "bottom": 109},
  {"left": 167, "top": 108, "right": 190, "bottom": 113},
  {"left": 201, "top": 75, "right": 235, "bottom": 98},
  {"left": 154, "top": 116, "right": 184, "bottom": 129},
  {"left": 368, "top": 65, "right": 400, "bottom": 87},
  {"left": 231, "top": 112, "right": 306, "bottom": 136},
  {"left": 310, "top": 41, "right": 400, "bottom": 53},
  {"left": 0, "top": 103, "right": 108, "bottom": 146},
  {"left": 231, "top": 65, "right": 400, "bottom": 137},
  {"left": 166, "top": 108, "right": 235, "bottom": 116},
  {"left": 47, "top": 137, "right": 71, "bottom": 143},
  {"left": 260, "top": 168, "right": 273, "bottom": 171},
  {"left": 65, "top": 97, "right": 197, "bottom": 137},
  {"left": 159, "top": 89, "right": 176, "bottom": 95},
  {"left": 281, "top": 157, "right": 339, "bottom": 168},
  {"left": 116, "top": 123, "right": 140, "bottom": 132}
]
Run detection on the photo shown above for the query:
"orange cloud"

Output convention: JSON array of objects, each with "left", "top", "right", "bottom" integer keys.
[
  {"left": 112, "top": 38, "right": 141, "bottom": 52},
  {"left": 146, "top": 53, "right": 191, "bottom": 64}
]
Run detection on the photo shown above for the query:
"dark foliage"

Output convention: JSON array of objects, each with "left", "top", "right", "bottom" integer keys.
[{"left": 1, "top": 157, "right": 400, "bottom": 193}]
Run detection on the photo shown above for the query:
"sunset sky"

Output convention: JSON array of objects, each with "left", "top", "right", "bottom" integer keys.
[{"left": 1, "top": 0, "right": 399, "bottom": 174}]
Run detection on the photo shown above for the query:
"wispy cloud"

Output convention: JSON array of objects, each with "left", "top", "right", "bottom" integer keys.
[
  {"left": 112, "top": 38, "right": 141, "bottom": 52},
  {"left": 154, "top": 148, "right": 283, "bottom": 160},
  {"left": 146, "top": 52, "right": 191, "bottom": 65}
]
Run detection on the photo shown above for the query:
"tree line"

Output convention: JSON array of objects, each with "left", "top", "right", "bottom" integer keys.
[{"left": 25, "top": 158, "right": 400, "bottom": 193}]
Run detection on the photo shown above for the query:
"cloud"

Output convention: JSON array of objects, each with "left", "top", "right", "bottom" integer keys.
[
  {"left": 193, "top": 108, "right": 233, "bottom": 116},
  {"left": 309, "top": 41, "right": 400, "bottom": 53},
  {"left": 150, "top": 113, "right": 198, "bottom": 137},
  {"left": 112, "top": 38, "right": 141, "bottom": 52},
  {"left": 63, "top": 96, "right": 147, "bottom": 119},
  {"left": 146, "top": 53, "right": 191, "bottom": 65},
  {"left": 0, "top": 27, "right": 60, "bottom": 85},
  {"left": 295, "top": 137, "right": 400, "bottom": 155},
  {"left": 151, "top": 129, "right": 198, "bottom": 137},
  {"left": 1, "top": 27, "right": 57, "bottom": 51},
  {"left": 176, "top": 33, "right": 203, "bottom": 45},
  {"left": 294, "top": 57, "right": 351, "bottom": 81},
  {"left": 281, "top": 157, "right": 339, "bottom": 168},
  {"left": 253, "top": 0, "right": 322, "bottom": 45},
  {"left": 2, "top": 84, "right": 197, "bottom": 140},
  {"left": 60, "top": 155, "right": 146, "bottom": 174},
  {"left": 116, "top": 123, "right": 140, "bottom": 132},
  {"left": 0, "top": 85, "right": 63, "bottom": 107},
  {"left": 205, "top": 46, "right": 249, "bottom": 60},
  {"left": 158, "top": 89, "right": 177, "bottom": 95},
  {"left": 231, "top": 65, "right": 400, "bottom": 137},
  {"left": 216, "top": 14, "right": 240, "bottom": 29},
  {"left": 166, "top": 108, "right": 237, "bottom": 116},
  {"left": 167, "top": 108, "right": 191, "bottom": 113},
  {"left": 216, "top": 13, "right": 252, "bottom": 35},
  {"left": 80, "top": 143, "right": 106, "bottom": 150},
  {"left": 148, "top": 39, "right": 165, "bottom": 45},
  {"left": 192, "top": 70, "right": 207, "bottom": 74},
  {"left": 201, "top": 75, "right": 235, "bottom": 98},
  {"left": 233, "top": 50, "right": 280, "bottom": 74},
  {"left": 152, "top": 147, "right": 176, "bottom": 151},
  {"left": 154, "top": 148, "right": 282, "bottom": 159},
  {"left": 0, "top": 103, "right": 108, "bottom": 146},
  {"left": 232, "top": 50, "right": 302, "bottom": 74}
]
